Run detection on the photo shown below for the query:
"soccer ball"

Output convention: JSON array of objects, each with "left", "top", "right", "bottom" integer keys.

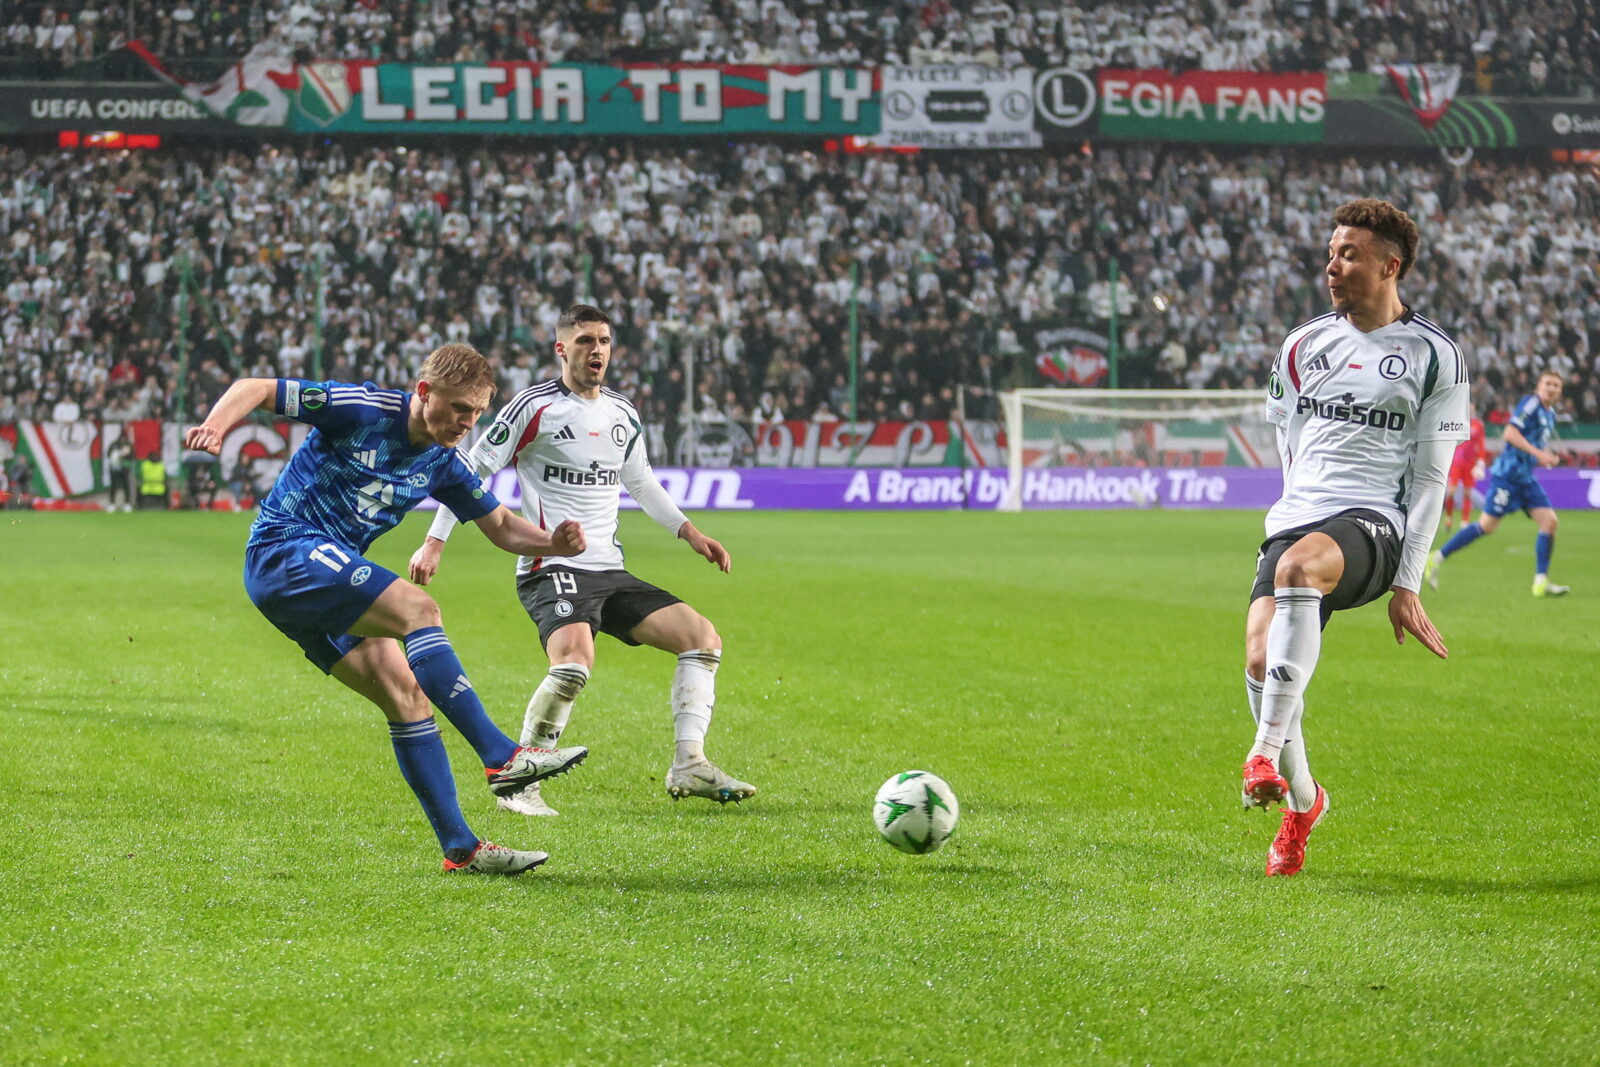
[{"left": 873, "top": 770, "right": 959, "bottom": 854}]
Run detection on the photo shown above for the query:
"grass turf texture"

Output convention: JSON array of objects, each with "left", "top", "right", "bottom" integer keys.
[{"left": 2, "top": 509, "right": 1596, "bottom": 1065}]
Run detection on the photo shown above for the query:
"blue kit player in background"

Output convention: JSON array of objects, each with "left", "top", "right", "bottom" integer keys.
[
  {"left": 184, "top": 343, "right": 590, "bottom": 874},
  {"left": 1428, "top": 371, "right": 1569, "bottom": 597}
]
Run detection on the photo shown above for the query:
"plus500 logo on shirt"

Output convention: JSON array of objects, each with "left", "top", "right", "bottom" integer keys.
[
  {"left": 542, "top": 464, "right": 620, "bottom": 486},
  {"left": 1296, "top": 395, "right": 1408, "bottom": 430}
]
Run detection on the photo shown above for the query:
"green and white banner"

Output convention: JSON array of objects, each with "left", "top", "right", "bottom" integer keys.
[
  {"left": 290, "top": 61, "right": 877, "bottom": 135},
  {"left": 123, "top": 45, "right": 877, "bottom": 136},
  {"left": 63, "top": 46, "right": 1600, "bottom": 149}
]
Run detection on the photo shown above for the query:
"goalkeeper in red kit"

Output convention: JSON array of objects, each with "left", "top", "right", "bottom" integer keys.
[{"left": 1442, "top": 416, "right": 1485, "bottom": 530}]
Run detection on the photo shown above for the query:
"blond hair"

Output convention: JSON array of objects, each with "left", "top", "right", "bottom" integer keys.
[{"left": 420, "top": 343, "right": 496, "bottom": 399}]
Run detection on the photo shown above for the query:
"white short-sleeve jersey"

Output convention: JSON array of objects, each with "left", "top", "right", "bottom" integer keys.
[
  {"left": 436, "top": 379, "right": 686, "bottom": 575},
  {"left": 1264, "top": 308, "right": 1470, "bottom": 538}
]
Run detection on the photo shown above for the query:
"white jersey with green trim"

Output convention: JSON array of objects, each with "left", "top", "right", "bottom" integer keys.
[
  {"left": 430, "top": 378, "right": 687, "bottom": 574},
  {"left": 1264, "top": 308, "right": 1470, "bottom": 538}
]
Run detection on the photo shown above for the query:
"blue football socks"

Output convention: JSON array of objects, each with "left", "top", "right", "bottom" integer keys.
[
  {"left": 404, "top": 627, "right": 517, "bottom": 769},
  {"left": 388, "top": 717, "right": 477, "bottom": 857},
  {"left": 1535, "top": 531, "right": 1554, "bottom": 576},
  {"left": 1439, "top": 522, "right": 1484, "bottom": 558}
]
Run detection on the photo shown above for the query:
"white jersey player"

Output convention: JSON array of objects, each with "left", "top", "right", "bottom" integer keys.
[
  {"left": 410, "top": 305, "right": 756, "bottom": 814},
  {"left": 1240, "top": 200, "right": 1468, "bottom": 878}
]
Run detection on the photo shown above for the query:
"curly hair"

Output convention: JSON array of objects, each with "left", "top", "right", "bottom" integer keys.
[
  {"left": 419, "top": 342, "right": 496, "bottom": 399},
  {"left": 1332, "top": 199, "right": 1419, "bottom": 279}
]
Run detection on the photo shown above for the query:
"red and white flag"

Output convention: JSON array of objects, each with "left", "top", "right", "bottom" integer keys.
[{"left": 1384, "top": 63, "right": 1462, "bottom": 130}]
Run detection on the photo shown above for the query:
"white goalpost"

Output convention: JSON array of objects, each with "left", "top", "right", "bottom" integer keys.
[{"left": 998, "top": 388, "right": 1272, "bottom": 511}]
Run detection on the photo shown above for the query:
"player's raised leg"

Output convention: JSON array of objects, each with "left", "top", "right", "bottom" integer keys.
[
  {"left": 501, "top": 621, "right": 597, "bottom": 816},
  {"left": 1246, "top": 535, "right": 1341, "bottom": 809},
  {"left": 330, "top": 638, "right": 546, "bottom": 874},
  {"left": 349, "top": 578, "right": 587, "bottom": 795},
  {"left": 1530, "top": 507, "right": 1569, "bottom": 597},
  {"left": 631, "top": 603, "right": 756, "bottom": 804},
  {"left": 1245, "top": 593, "right": 1312, "bottom": 812}
]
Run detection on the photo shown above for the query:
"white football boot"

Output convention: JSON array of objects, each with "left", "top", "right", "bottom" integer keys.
[
  {"left": 1533, "top": 575, "right": 1570, "bottom": 598},
  {"left": 665, "top": 759, "right": 757, "bottom": 804},
  {"left": 484, "top": 744, "right": 587, "bottom": 797},
  {"left": 442, "top": 840, "right": 548, "bottom": 875},
  {"left": 497, "top": 780, "right": 559, "bottom": 816}
]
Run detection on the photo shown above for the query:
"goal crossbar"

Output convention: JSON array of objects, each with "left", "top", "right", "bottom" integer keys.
[{"left": 999, "top": 388, "right": 1270, "bottom": 511}]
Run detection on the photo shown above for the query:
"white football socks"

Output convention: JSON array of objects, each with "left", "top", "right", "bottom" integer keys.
[
  {"left": 672, "top": 648, "right": 721, "bottom": 766},
  {"left": 1247, "top": 668, "right": 1317, "bottom": 811},
  {"left": 520, "top": 663, "right": 590, "bottom": 749},
  {"left": 1250, "top": 587, "right": 1323, "bottom": 763},
  {"left": 1280, "top": 715, "right": 1317, "bottom": 812}
]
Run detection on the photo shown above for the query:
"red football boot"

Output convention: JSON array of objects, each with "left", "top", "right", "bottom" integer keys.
[
  {"left": 1241, "top": 754, "right": 1288, "bottom": 810},
  {"left": 1266, "top": 783, "right": 1329, "bottom": 877}
]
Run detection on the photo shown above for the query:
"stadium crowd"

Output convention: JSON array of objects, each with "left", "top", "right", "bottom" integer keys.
[
  {"left": 1, "top": 0, "right": 1595, "bottom": 96},
  {"left": 1, "top": 141, "right": 1596, "bottom": 444}
]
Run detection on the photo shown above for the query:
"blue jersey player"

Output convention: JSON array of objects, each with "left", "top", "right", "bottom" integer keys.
[
  {"left": 1428, "top": 371, "right": 1569, "bottom": 597},
  {"left": 184, "top": 344, "right": 590, "bottom": 874}
]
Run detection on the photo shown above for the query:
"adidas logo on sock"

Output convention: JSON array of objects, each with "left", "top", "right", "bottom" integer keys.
[
  {"left": 1267, "top": 665, "right": 1295, "bottom": 682},
  {"left": 450, "top": 674, "right": 473, "bottom": 698},
  {"left": 552, "top": 425, "right": 576, "bottom": 442}
]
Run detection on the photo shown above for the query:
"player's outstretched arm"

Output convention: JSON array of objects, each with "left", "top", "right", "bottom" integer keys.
[
  {"left": 471, "top": 505, "right": 586, "bottom": 558},
  {"left": 678, "top": 519, "right": 730, "bottom": 573},
  {"left": 183, "top": 378, "right": 277, "bottom": 455}
]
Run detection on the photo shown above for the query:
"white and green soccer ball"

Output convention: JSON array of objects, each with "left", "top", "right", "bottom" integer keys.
[{"left": 873, "top": 770, "right": 959, "bottom": 854}]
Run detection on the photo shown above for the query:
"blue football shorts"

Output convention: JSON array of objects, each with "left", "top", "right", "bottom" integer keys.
[
  {"left": 244, "top": 536, "right": 400, "bottom": 673},
  {"left": 1483, "top": 474, "right": 1551, "bottom": 518}
]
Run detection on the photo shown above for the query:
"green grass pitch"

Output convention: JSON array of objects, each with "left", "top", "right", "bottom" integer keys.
[{"left": 2, "top": 508, "right": 1597, "bottom": 1065}]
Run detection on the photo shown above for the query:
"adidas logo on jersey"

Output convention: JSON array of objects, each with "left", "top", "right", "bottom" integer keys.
[
  {"left": 552, "top": 425, "right": 576, "bottom": 442},
  {"left": 1304, "top": 353, "right": 1332, "bottom": 373}
]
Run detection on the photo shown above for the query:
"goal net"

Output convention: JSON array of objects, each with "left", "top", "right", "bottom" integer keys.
[{"left": 998, "top": 389, "right": 1274, "bottom": 511}]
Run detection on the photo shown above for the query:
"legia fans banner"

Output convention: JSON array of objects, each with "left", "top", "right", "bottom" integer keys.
[{"left": 1094, "top": 69, "right": 1325, "bottom": 143}]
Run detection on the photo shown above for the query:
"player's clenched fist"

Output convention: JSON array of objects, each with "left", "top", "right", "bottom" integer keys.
[
  {"left": 550, "top": 519, "right": 585, "bottom": 556},
  {"left": 184, "top": 425, "right": 223, "bottom": 454}
]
